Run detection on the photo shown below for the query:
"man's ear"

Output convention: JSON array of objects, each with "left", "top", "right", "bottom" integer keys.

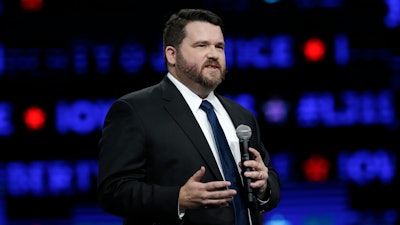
[{"left": 165, "top": 46, "right": 176, "bottom": 65}]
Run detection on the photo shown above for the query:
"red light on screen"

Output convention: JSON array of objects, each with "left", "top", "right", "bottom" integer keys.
[
  {"left": 303, "top": 37, "right": 326, "bottom": 62},
  {"left": 23, "top": 105, "right": 47, "bottom": 130},
  {"left": 21, "top": 0, "right": 43, "bottom": 11},
  {"left": 302, "top": 153, "right": 331, "bottom": 182}
]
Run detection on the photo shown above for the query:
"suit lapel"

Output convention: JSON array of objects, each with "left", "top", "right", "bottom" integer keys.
[
  {"left": 160, "top": 77, "right": 223, "bottom": 180},
  {"left": 217, "top": 95, "right": 243, "bottom": 129}
]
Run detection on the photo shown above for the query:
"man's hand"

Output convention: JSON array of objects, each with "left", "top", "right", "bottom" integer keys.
[
  {"left": 242, "top": 148, "right": 269, "bottom": 198},
  {"left": 179, "top": 166, "right": 237, "bottom": 210}
]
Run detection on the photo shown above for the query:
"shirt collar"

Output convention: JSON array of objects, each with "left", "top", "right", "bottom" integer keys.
[{"left": 167, "top": 72, "right": 218, "bottom": 112}]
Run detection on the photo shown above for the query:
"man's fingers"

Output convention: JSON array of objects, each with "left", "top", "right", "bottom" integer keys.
[
  {"left": 191, "top": 166, "right": 206, "bottom": 182},
  {"left": 248, "top": 147, "right": 261, "bottom": 160},
  {"left": 205, "top": 180, "right": 232, "bottom": 191}
]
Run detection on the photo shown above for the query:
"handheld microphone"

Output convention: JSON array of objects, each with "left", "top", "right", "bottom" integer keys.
[{"left": 235, "top": 124, "right": 255, "bottom": 204}]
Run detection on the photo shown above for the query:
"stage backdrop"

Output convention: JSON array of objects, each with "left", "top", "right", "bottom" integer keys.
[{"left": 0, "top": 0, "right": 399, "bottom": 224}]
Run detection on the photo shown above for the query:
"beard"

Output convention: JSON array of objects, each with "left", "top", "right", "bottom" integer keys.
[{"left": 175, "top": 50, "right": 226, "bottom": 89}]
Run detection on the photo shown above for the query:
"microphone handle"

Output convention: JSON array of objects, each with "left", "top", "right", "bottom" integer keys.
[{"left": 239, "top": 139, "right": 255, "bottom": 204}]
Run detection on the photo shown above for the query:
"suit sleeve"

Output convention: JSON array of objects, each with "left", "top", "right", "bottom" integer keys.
[
  {"left": 250, "top": 115, "right": 281, "bottom": 213},
  {"left": 97, "top": 99, "right": 182, "bottom": 223}
]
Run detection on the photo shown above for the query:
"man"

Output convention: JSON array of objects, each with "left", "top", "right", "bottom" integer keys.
[{"left": 97, "top": 8, "right": 280, "bottom": 225}]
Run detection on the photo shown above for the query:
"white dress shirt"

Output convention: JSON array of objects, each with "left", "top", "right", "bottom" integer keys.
[
  {"left": 167, "top": 73, "right": 242, "bottom": 178},
  {"left": 167, "top": 73, "right": 255, "bottom": 224}
]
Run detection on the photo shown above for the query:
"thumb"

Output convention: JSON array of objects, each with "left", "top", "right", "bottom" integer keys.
[{"left": 191, "top": 166, "right": 206, "bottom": 182}]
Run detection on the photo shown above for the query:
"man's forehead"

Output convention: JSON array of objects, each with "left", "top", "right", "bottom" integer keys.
[{"left": 184, "top": 22, "right": 224, "bottom": 42}]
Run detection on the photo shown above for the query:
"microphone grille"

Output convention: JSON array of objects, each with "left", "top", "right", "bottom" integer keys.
[{"left": 236, "top": 124, "right": 252, "bottom": 140}]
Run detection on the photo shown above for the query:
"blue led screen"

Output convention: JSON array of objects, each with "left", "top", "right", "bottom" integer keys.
[{"left": 0, "top": 0, "right": 399, "bottom": 224}]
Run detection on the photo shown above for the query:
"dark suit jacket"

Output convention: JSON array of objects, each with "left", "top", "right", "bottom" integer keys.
[{"left": 97, "top": 76, "right": 280, "bottom": 225}]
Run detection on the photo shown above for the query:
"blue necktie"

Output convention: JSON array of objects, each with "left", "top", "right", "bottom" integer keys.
[{"left": 200, "top": 100, "right": 250, "bottom": 225}]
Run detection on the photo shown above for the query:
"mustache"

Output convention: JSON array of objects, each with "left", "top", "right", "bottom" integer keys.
[{"left": 203, "top": 59, "right": 221, "bottom": 68}]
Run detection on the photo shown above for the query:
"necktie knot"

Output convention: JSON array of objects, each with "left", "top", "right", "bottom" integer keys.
[{"left": 200, "top": 100, "right": 213, "bottom": 113}]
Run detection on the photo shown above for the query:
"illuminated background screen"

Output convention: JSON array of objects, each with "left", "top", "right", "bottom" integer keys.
[{"left": 0, "top": 0, "right": 399, "bottom": 224}]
